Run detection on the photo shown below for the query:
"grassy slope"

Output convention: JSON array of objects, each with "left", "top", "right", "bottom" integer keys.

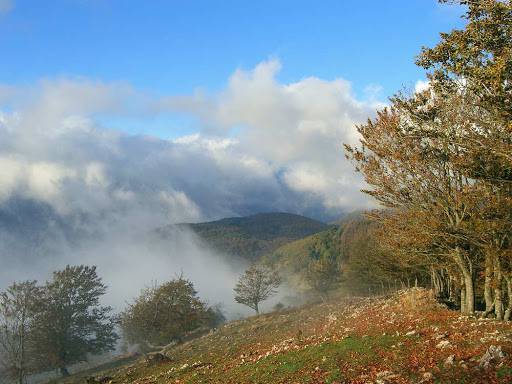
[
  {"left": 167, "top": 213, "right": 330, "bottom": 262},
  {"left": 61, "top": 289, "right": 512, "bottom": 384}
]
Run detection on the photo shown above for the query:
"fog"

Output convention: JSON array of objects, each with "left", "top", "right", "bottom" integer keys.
[
  {"left": 0, "top": 201, "right": 254, "bottom": 317},
  {"left": 0, "top": 59, "right": 382, "bottom": 317}
]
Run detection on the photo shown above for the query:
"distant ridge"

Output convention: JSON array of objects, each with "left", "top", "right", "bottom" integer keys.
[{"left": 159, "top": 212, "right": 330, "bottom": 261}]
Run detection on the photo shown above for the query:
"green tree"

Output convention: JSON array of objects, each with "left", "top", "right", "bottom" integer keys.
[
  {"left": 0, "top": 281, "right": 42, "bottom": 384},
  {"left": 120, "top": 277, "right": 211, "bottom": 351},
  {"left": 234, "top": 265, "right": 281, "bottom": 314},
  {"left": 31, "top": 265, "right": 118, "bottom": 376},
  {"left": 304, "top": 247, "right": 340, "bottom": 301}
]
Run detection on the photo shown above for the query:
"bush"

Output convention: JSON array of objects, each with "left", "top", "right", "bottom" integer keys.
[{"left": 120, "top": 277, "right": 213, "bottom": 351}]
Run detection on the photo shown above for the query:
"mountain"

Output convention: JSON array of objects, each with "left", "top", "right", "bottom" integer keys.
[{"left": 161, "top": 212, "right": 330, "bottom": 262}]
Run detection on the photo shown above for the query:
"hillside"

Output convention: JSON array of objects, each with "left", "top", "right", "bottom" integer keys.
[
  {"left": 57, "top": 289, "right": 512, "bottom": 383},
  {"left": 161, "top": 212, "right": 330, "bottom": 261},
  {"left": 263, "top": 226, "right": 343, "bottom": 290},
  {"left": 263, "top": 212, "right": 389, "bottom": 295}
]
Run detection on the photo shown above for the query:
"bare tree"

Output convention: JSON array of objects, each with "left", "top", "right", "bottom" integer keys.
[
  {"left": 0, "top": 281, "right": 42, "bottom": 384},
  {"left": 234, "top": 265, "right": 281, "bottom": 314}
]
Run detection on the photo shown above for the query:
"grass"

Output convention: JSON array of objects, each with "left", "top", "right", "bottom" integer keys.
[{"left": 52, "top": 289, "right": 512, "bottom": 384}]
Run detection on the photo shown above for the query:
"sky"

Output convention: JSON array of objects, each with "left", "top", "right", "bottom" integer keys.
[
  {"left": 0, "top": 1, "right": 467, "bottom": 309},
  {"left": 1, "top": 0, "right": 464, "bottom": 136}
]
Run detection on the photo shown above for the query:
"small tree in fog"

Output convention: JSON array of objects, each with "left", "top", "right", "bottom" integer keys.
[
  {"left": 305, "top": 256, "right": 340, "bottom": 302},
  {"left": 0, "top": 281, "right": 42, "bottom": 384},
  {"left": 31, "top": 265, "right": 118, "bottom": 377},
  {"left": 234, "top": 265, "right": 281, "bottom": 314},
  {"left": 120, "top": 276, "right": 212, "bottom": 351}
]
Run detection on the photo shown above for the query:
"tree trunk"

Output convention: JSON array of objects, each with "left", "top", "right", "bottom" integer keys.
[
  {"left": 504, "top": 275, "right": 512, "bottom": 321},
  {"left": 453, "top": 248, "right": 474, "bottom": 314},
  {"left": 449, "top": 275, "right": 457, "bottom": 303},
  {"left": 460, "top": 276, "right": 467, "bottom": 314},
  {"left": 431, "top": 267, "right": 441, "bottom": 297},
  {"left": 453, "top": 248, "right": 475, "bottom": 314},
  {"left": 494, "top": 255, "right": 504, "bottom": 320},
  {"left": 254, "top": 302, "right": 259, "bottom": 315},
  {"left": 484, "top": 252, "right": 494, "bottom": 314},
  {"left": 464, "top": 273, "right": 475, "bottom": 314}
]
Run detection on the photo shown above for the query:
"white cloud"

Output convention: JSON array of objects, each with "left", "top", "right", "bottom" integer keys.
[
  {"left": 0, "top": 62, "right": 383, "bottom": 311},
  {"left": 162, "top": 59, "right": 382, "bottom": 212},
  {"left": 0, "top": 61, "right": 383, "bottom": 221},
  {"left": 415, "top": 79, "right": 430, "bottom": 94},
  {"left": 26, "top": 162, "right": 77, "bottom": 208},
  {"left": 158, "top": 190, "right": 201, "bottom": 222},
  {"left": 0, "top": 156, "right": 22, "bottom": 201},
  {"left": 84, "top": 162, "right": 109, "bottom": 188}
]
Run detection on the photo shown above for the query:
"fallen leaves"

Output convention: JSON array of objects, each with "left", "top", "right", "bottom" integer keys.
[{"left": 78, "top": 288, "right": 512, "bottom": 384}]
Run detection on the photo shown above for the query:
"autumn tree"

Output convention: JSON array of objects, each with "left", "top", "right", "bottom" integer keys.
[
  {"left": 417, "top": 0, "right": 512, "bottom": 319},
  {"left": 345, "top": 0, "right": 512, "bottom": 316},
  {"left": 31, "top": 265, "right": 118, "bottom": 376},
  {"left": 340, "top": 216, "right": 431, "bottom": 296},
  {"left": 120, "top": 277, "right": 212, "bottom": 351},
  {"left": 234, "top": 265, "right": 281, "bottom": 314},
  {"left": 0, "top": 281, "right": 42, "bottom": 384},
  {"left": 304, "top": 251, "right": 340, "bottom": 301}
]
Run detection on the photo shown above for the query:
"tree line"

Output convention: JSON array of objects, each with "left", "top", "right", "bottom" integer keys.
[
  {"left": 0, "top": 266, "right": 117, "bottom": 383},
  {"left": 0, "top": 264, "right": 284, "bottom": 384},
  {"left": 345, "top": 0, "right": 512, "bottom": 318}
]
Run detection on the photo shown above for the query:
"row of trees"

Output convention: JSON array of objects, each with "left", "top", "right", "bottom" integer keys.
[
  {"left": 345, "top": 0, "right": 512, "bottom": 318},
  {"left": 0, "top": 262, "right": 288, "bottom": 383},
  {"left": 0, "top": 266, "right": 117, "bottom": 383},
  {"left": 0, "top": 267, "right": 229, "bottom": 384}
]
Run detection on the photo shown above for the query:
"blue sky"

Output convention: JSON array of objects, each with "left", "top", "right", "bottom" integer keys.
[{"left": 1, "top": 0, "right": 463, "bottom": 102}]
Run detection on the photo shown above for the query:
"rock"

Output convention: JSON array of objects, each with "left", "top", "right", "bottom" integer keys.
[
  {"left": 478, "top": 345, "right": 505, "bottom": 369},
  {"left": 144, "top": 352, "right": 171, "bottom": 366},
  {"left": 443, "top": 354, "right": 455, "bottom": 368},
  {"left": 376, "top": 370, "right": 398, "bottom": 383},
  {"left": 436, "top": 340, "right": 451, "bottom": 349},
  {"left": 85, "top": 376, "right": 113, "bottom": 384}
]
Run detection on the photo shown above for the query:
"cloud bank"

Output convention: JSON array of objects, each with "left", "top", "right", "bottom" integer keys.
[{"left": 0, "top": 60, "right": 382, "bottom": 313}]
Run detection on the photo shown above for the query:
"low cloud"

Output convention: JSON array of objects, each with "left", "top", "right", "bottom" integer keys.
[{"left": 0, "top": 60, "right": 383, "bottom": 314}]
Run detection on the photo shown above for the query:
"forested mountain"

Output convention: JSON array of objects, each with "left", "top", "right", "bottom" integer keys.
[
  {"left": 263, "top": 226, "right": 342, "bottom": 289},
  {"left": 158, "top": 212, "right": 330, "bottom": 261},
  {"left": 264, "top": 212, "right": 424, "bottom": 296}
]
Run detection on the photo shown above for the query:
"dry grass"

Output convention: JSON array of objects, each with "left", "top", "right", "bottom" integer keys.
[{"left": 54, "top": 289, "right": 512, "bottom": 384}]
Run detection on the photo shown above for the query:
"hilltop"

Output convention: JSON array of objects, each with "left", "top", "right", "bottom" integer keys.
[
  {"left": 159, "top": 212, "right": 330, "bottom": 261},
  {"left": 57, "top": 289, "right": 512, "bottom": 384}
]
